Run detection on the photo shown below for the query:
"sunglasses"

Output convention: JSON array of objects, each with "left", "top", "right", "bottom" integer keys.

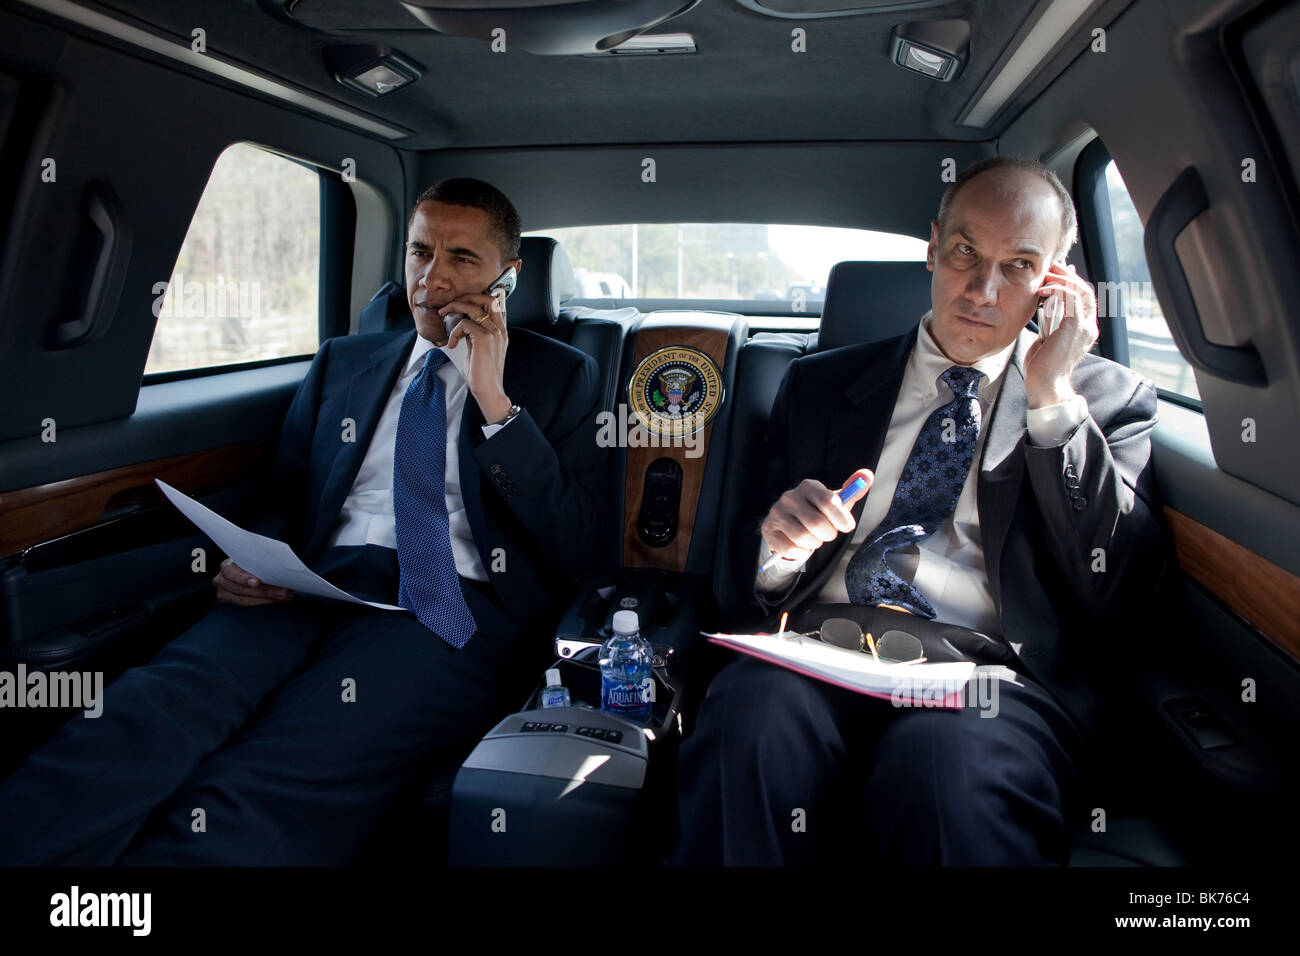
[{"left": 804, "top": 618, "right": 926, "bottom": 664}]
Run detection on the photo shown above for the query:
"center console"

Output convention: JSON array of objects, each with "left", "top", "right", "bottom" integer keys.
[{"left": 446, "top": 312, "right": 749, "bottom": 866}]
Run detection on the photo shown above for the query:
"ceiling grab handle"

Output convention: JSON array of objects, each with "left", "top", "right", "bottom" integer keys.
[
  {"left": 46, "top": 180, "right": 132, "bottom": 350},
  {"left": 1143, "top": 166, "right": 1265, "bottom": 387}
]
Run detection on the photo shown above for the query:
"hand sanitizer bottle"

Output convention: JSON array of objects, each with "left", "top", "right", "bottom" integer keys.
[{"left": 540, "top": 668, "right": 570, "bottom": 709}]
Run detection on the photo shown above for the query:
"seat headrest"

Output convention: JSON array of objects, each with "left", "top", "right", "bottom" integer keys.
[
  {"left": 510, "top": 236, "right": 578, "bottom": 329},
  {"left": 814, "top": 261, "right": 933, "bottom": 352},
  {"left": 355, "top": 235, "right": 578, "bottom": 334}
]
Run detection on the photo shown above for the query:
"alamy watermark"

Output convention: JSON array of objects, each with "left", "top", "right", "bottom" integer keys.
[
  {"left": 596, "top": 403, "right": 705, "bottom": 458},
  {"left": 0, "top": 664, "right": 103, "bottom": 718},
  {"left": 1093, "top": 280, "right": 1156, "bottom": 319},
  {"left": 890, "top": 670, "right": 1001, "bottom": 718},
  {"left": 152, "top": 273, "right": 262, "bottom": 321},
  {"left": 50, "top": 886, "right": 150, "bottom": 935}
]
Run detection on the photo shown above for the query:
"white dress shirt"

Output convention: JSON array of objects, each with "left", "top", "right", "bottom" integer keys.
[
  {"left": 326, "top": 330, "right": 513, "bottom": 582},
  {"left": 757, "top": 312, "right": 1089, "bottom": 637}
]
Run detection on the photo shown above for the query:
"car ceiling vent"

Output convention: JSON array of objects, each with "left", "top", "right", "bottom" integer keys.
[{"left": 399, "top": 0, "right": 702, "bottom": 56}]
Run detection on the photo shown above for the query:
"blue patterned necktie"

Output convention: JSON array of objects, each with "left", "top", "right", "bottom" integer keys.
[
  {"left": 393, "top": 348, "right": 478, "bottom": 648},
  {"left": 844, "top": 365, "right": 983, "bottom": 617}
]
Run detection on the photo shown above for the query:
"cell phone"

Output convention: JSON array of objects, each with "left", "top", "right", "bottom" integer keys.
[
  {"left": 1035, "top": 258, "right": 1068, "bottom": 337},
  {"left": 444, "top": 265, "right": 517, "bottom": 328}
]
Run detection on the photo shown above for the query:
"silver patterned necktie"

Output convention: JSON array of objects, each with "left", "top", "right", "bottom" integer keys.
[{"left": 843, "top": 364, "right": 983, "bottom": 617}]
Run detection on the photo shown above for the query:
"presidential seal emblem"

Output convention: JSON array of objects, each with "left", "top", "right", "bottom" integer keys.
[{"left": 627, "top": 346, "right": 724, "bottom": 436}]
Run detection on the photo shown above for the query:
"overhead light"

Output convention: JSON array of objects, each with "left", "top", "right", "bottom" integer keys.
[
  {"left": 889, "top": 20, "right": 969, "bottom": 82},
  {"left": 352, "top": 63, "right": 413, "bottom": 96},
  {"left": 895, "top": 41, "right": 956, "bottom": 79},
  {"left": 959, "top": 0, "right": 1100, "bottom": 127},
  {"left": 584, "top": 32, "right": 698, "bottom": 56},
  {"left": 400, "top": 0, "right": 701, "bottom": 56},
  {"left": 324, "top": 46, "right": 422, "bottom": 98}
]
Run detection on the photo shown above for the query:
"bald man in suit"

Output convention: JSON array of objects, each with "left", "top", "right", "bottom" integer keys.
[{"left": 674, "top": 159, "right": 1165, "bottom": 866}]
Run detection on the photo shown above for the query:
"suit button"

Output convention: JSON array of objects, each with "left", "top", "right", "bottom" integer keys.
[
  {"left": 489, "top": 463, "right": 503, "bottom": 475},
  {"left": 1065, "top": 476, "right": 1080, "bottom": 489},
  {"left": 1072, "top": 496, "right": 1087, "bottom": 511}
]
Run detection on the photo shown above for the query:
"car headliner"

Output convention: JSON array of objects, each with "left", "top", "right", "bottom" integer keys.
[{"left": 88, "top": 0, "right": 1136, "bottom": 149}]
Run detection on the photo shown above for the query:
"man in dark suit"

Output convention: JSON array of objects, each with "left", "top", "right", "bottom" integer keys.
[
  {"left": 674, "top": 158, "right": 1165, "bottom": 865},
  {"left": 0, "top": 178, "right": 605, "bottom": 865}
]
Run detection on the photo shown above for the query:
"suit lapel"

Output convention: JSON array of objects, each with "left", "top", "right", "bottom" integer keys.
[
  {"left": 458, "top": 369, "right": 488, "bottom": 574},
  {"left": 793, "top": 333, "right": 913, "bottom": 604},
  {"left": 976, "top": 339, "right": 1030, "bottom": 617},
  {"left": 784, "top": 329, "right": 1030, "bottom": 615},
  {"left": 306, "top": 330, "right": 414, "bottom": 557},
  {"left": 457, "top": 353, "right": 528, "bottom": 580}
]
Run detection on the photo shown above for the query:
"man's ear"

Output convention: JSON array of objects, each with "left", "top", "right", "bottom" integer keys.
[{"left": 926, "top": 220, "right": 940, "bottom": 271}]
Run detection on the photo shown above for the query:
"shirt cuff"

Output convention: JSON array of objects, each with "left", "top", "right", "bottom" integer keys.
[
  {"left": 1026, "top": 393, "right": 1089, "bottom": 447},
  {"left": 480, "top": 412, "right": 519, "bottom": 440},
  {"left": 755, "top": 539, "right": 807, "bottom": 593}
]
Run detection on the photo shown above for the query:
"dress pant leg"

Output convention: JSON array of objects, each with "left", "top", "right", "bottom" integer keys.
[
  {"left": 672, "top": 657, "right": 874, "bottom": 866},
  {"left": 116, "top": 605, "right": 523, "bottom": 866},
  {"left": 0, "top": 599, "right": 330, "bottom": 866},
  {"left": 854, "top": 675, "right": 1084, "bottom": 866}
]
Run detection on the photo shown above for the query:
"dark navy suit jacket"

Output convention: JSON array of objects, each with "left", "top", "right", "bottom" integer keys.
[
  {"left": 256, "top": 325, "right": 606, "bottom": 634},
  {"left": 754, "top": 329, "right": 1168, "bottom": 731}
]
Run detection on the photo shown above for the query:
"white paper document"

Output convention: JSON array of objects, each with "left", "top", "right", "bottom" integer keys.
[
  {"left": 155, "top": 479, "right": 405, "bottom": 611},
  {"left": 705, "top": 631, "right": 976, "bottom": 707}
]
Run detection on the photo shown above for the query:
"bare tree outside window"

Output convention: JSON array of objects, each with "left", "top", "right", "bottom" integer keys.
[{"left": 145, "top": 143, "right": 320, "bottom": 375}]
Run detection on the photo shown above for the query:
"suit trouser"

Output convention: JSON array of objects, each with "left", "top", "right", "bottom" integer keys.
[
  {"left": 0, "top": 545, "right": 525, "bottom": 866},
  {"left": 672, "top": 655, "right": 1085, "bottom": 866}
]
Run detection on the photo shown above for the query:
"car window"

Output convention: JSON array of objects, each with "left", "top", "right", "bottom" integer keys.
[
  {"left": 527, "top": 223, "right": 927, "bottom": 313},
  {"left": 144, "top": 142, "right": 321, "bottom": 377},
  {"left": 1101, "top": 160, "right": 1200, "bottom": 404}
]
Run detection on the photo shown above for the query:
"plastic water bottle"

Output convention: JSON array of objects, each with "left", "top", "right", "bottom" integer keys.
[
  {"left": 540, "top": 668, "right": 570, "bottom": 709},
  {"left": 600, "top": 610, "right": 653, "bottom": 723}
]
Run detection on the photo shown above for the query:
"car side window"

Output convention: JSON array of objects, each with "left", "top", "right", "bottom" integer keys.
[
  {"left": 144, "top": 142, "right": 321, "bottom": 377},
  {"left": 1100, "top": 159, "right": 1200, "bottom": 403}
]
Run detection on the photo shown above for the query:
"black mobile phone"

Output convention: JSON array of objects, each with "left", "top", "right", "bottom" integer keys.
[{"left": 445, "top": 266, "right": 517, "bottom": 327}]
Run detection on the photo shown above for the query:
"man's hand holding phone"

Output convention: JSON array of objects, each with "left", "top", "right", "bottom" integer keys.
[
  {"left": 760, "top": 468, "right": 874, "bottom": 569},
  {"left": 1023, "top": 260, "right": 1099, "bottom": 409},
  {"left": 439, "top": 266, "right": 516, "bottom": 423}
]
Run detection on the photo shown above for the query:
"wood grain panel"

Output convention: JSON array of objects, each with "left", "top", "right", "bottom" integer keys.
[
  {"left": 1165, "top": 506, "right": 1300, "bottom": 659},
  {"left": 623, "top": 314, "right": 735, "bottom": 571},
  {"left": 0, "top": 441, "right": 274, "bottom": 556}
]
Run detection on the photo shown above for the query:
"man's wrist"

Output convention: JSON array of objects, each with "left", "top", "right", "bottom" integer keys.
[
  {"left": 481, "top": 393, "right": 514, "bottom": 424},
  {"left": 759, "top": 538, "right": 807, "bottom": 572},
  {"left": 1026, "top": 378, "right": 1078, "bottom": 410},
  {"left": 1026, "top": 392, "right": 1089, "bottom": 447}
]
